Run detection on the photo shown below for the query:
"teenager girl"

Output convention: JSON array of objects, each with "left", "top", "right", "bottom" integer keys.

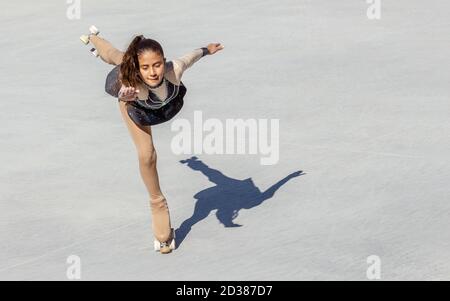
[{"left": 80, "top": 26, "right": 224, "bottom": 254}]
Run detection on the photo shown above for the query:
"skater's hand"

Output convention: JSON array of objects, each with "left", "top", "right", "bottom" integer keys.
[
  {"left": 206, "top": 43, "right": 224, "bottom": 55},
  {"left": 118, "top": 85, "right": 139, "bottom": 102}
]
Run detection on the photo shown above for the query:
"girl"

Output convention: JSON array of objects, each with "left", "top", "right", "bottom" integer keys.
[{"left": 80, "top": 26, "right": 224, "bottom": 254}]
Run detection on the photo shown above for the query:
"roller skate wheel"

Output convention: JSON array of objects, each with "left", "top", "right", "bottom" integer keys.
[
  {"left": 90, "top": 48, "right": 99, "bottom": 57},
  {"left": 80, "top": 35, "right": 90, "bottom": 45},
  {"left": 89, "top": 25, "right": 100, "bottom": 35}
]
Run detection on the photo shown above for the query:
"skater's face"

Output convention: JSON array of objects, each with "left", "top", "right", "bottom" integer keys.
[{"left": 138, "top": 50, "right": 165, "bottom": 87}]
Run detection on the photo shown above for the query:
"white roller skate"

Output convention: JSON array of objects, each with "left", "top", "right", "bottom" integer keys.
[
  {"left": 80, "top": 25, "right": 100, "bottom": 57},
  {"left": 80, "top": 25, "right": 100, "bottom": 44},
  {"left": 154, "top": 228, "right": 176, "bottom": 254}
]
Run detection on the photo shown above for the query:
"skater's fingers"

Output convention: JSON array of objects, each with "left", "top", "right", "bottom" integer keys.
[
  {"left": 126, "top": 88, "right": 135, "bottom": 96},
  {"left": 119, "top": 86, "right": 131, "bottom": 95},
  {"left": 208, "top": 43, "right": 224, "bottom": 55},
  {"left": 118, "top": 85, "right": 139, "bottom": 101},
  {"left": 126, "top": 88, "right": 139, "bottom": 97},
  {"left": 119, "top": 90, "right": 134, "bottom": 101}
]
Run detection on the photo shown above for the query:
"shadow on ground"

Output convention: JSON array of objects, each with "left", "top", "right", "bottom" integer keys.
[{"left": 175, "top": 156, "right": 305, "bottom": 248}]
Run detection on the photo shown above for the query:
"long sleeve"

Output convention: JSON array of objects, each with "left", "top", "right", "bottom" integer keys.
[{"left": 172, "top": 48, "right": 208, "bottom": 81}]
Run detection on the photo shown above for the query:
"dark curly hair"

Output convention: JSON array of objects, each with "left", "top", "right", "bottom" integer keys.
[{"left": 119, "top": 35, "right": 164, "bottom": 87}]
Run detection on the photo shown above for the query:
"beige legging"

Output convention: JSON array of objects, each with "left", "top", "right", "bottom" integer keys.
[{"left": 90, "top": 35, "right": 172, "bottom": 243}]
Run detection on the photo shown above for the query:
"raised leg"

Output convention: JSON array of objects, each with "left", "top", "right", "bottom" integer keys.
[{"left": 89, "top": 35, "right": 125, "bottom": 65}]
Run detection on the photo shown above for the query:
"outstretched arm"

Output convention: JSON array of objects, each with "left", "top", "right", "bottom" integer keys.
[{"left": 172, "top": 43, "right": 224, "bottom": 80}]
